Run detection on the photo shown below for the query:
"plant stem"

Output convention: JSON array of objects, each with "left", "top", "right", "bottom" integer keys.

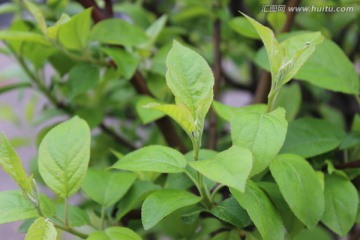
[
  {"left": 53, "top": 223, "right": 88, "bottom": 239},
  {"left": 210, "top": 184, "right": 225, "bottom": 201},
  {"left": 100, "top": 205, "right": 106, "bottom": 230},
  {"left": 64, "top": 198, "right": 69, "bottom": 227}
]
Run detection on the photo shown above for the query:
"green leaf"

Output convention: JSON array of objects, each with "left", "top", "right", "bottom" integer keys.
[
  {"left": 229, "top": 17, "right": 259, "bottom": 39},
  {"left": 38, "top": 116, "right": 91, "bottom": 198},
  {"left": 0, "top": 133, "right": 31, "bottom": 193},
  {"left": 270, "top": 154, "right": 325, "bottom": 229},
  {"left": 274, "top": 83, "right": 301, "bottom": 121},
  {"left": 293, "top": 227, "right": 332, "bottom": 240},
  {"left": 115, "top": 180, "right": 161, "bottom": 221},
  {"left": 0, "top": 190, "right": 39, "bottom": 224},
  {"left": 231, "top": 107, "right": 288, "bottom": 175},
  {"left": 135, "top": 96, "right": 165, "bottom": 124},
  {"left": 25, "top": 217, "right": 56, "bottom": 240},
  {"left": 267, "top": 12, "right": 286, "bottom": 33},
  {"left": 211, "top": 230, "right": 239, "bottom": 240},
  {"left": 87, "top": 227, "right": 142, "bottom": 240},
  {"left": 189, "top": 146, "right": 253, "bottom": 192},
  {"left": 321, "top": 174, "right": 358, "bottom": 236},
  {"left": 141, "top": 15, "right": 167, "bottom": 49},
  {"left": 82, "top": 169, "right": 136, "bottom": 207},
  {"left": 0, "top": 31, "right": 49, "bottom": 45},
  {"left": 210, "top": 197, "right": 251, "bottom": 228},
  {"left": 281, "top": 118, "right": 345, "bottom": 158},
  {"left": 100, "top": 47, "right": 139, "bottom": 80},
  {"left": 67, "top": 63, "right": 100, "bottom": 98},
  {"left": 24, "top": 0, "right": 47, "bottom": 34},
  {"left": 89, "top": 19, "right": 148, "bottom": 46},
  {"left": 112, "top": 145, "right": 187, "bottom": 173},
  {"left": 54, "top": 204, "right": 89, "bottom": 227},
  {"left": 212, "top": 101, "right": 267, "bottom": 122},
  {"left": 142, "top": 189, "right": 201, "bottom": 230},
  {"left": 231, "top": 182, "right": 285, "bottom": 240},
  {"left": 58, "top": 8, "right": 92, "bottom": 50}
]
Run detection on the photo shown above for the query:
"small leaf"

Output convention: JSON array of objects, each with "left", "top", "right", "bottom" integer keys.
[
  {"left": 189, "top": 146, "right": 252, "bottom": 192},
  {"left": 281, "top": 117, "right": 345, "bottom": 158},
  {"left": 212, "top": 101, "right": 267, "bottom": 122},
  {"left": 0, "top": 31, "right": 49, "bottom": 45},
  {"left": 112, "top": 145, "right": 187, "bottom": 173},
  {"left": 231, "top": 107, "right": 288, "bottom": 175},
  {"left": 141, "top": 15, "right": 167, "bottom": 49},
  {"left": 67, "top": 63, "right": 100, "bottom": 98},
  {"left": 231, "top": 182, "right": 285, "bottom": 240},
  {"left": 24, "top": 0, "right": 47, "bottom": 33},
  {"left": 0, "top": 190, "right": 39, "bottom": 224},
  {"left": 274, "top": 83, "right": 301, "bottom": 121},
  {"left": 0, "top": 133, "right": 31, "bottom": 193},
  {"left": 38, "top": 116, "right": 91, "bottom": 198},
  {"left": 82, "top": 169, "right": 136, "bottom": 207},
  {"left": 270, "top": 154, "right": 325, "bottom": 229},
  {"left": 142, "top": 189, "right": 201, "bottom": 230},
  {"left": 87, "top": 227, "right": 142, "bottom": 240},
  {"left": 25, "top": 217, "right": 56, "bottom": 240},
  {"left": 211, "top": 230, "right": 239, "bottom": 240},
  {"left": 135, "top": 97, "right": 165, "bottom": 124},
  {"left": 58, "top": 8, "right": 92, "bottom": 50},
  {"left": 89, "top": 19, "right": 148, "bottom": 46},
  {"left": 229, "top": 17, "right": 259, "bottom": 39},
  {"left": 321, "top": 174, "right": 358, "bottom": 236}
]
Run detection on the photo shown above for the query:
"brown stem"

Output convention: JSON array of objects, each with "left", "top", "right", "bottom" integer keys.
[
  {"left": 99, "top": 123, "right": 136, "bottom": 150},
  {"left": 104, "top": 0, "right": 113, "bottom": 17},
  {"left": 208, "top": 17, "right": 222, "bottom": 149},
  {"left": 336, "top": 159, "right": 360, "bottom": 169},
  {"left": 253, "top": 0, "right": 302, "bottom": 104},
  {"left": 75, "top": 0, "right": 110, "bottom": 23}
]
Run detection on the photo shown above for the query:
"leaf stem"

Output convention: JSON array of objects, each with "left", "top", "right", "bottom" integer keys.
[
  {"left": 210, "top": 184, "right": 225, "bottom": 201},
  {"left": 53, "top": 223, "right": 88, "bottom": 239},
  {"left": 64, "top": 198, "right": 69, "bottom": 227},
  {"left": 100, "top": 205, "right": 106, "bottom": 230}
]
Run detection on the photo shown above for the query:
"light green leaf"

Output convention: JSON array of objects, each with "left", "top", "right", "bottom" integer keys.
[
  {"left": 270, "top": 154, "right": 325, "bottom": 229},
  {"left": 0, "top": 190, "right": 38, "bottom": 224},
  {"left": 25, "top": 217, "right": 56, "bottom": 240},
  {"left": 58, "top": 8, "right": 92, "bottom": 50},
  {"left": 87, "top": 227, "right": 142, "bottom": 240},
  {"left": 112, "top": 145, "right": 187, "bottom": 173},
  {"left": 24, "top": 0, "right": 46, "bottom": 33},
  {"left": 231, "top": 107, "right": 288, "bottom": 175},
  {"left": 54, "top": 204, "right": 89, "bottom": 227},
  {"left": 135, "top": 97, "right": 165, "bottom": 124},
  {"left": 142, "top": 189, "right": 201, "bottom": 230},
  {"left": 229, "top": 17, "right": 259, "bottom": 39},
  {"left": 0, "top": 133, "right": 31, "bottom": 193},
  {"left": 231, "top": 182, "right": 285, "bottom": 240},
  {"left": 211, "top": 230, "right": 239, "bottom": 240},
  {"left": 100, "top": 47, "right": 139, "bottom": 79},
  {"left": 67, "top": 63, "right": 100, "bottom": 98},
  {"left": 141, "top": 15, "right": 167, "bottom": 49},
  {"left": 189, "top": 146, "right": 252, "bottom": 192},
  {"left": 212, "top": 101, "right": 267, "bottom": 122},
  {"left": 89, "top": 19, "right": 148, "bottom": 46},
  {"left": 82, "top": 169, "right": 136, "bottom": 207},
  {"left": 267, "top": 12, "right": 286, "bottom": 33},
  {"left": 146, "top": 103, "right": 195, "bottom": 135},
  {"left": 321, "top": 174, "right": 358, "bottom": 236},
  {"left": 0, "top": 31, "right": 49, "bottom": 45},
  {"left": 281, "top": 118, "right": 345, "bottom": 158},
  {"left": 210, "top": 197, "right": 251, "bottom": 228},
  {"left": 38, "top": 116, "right": 91, "bottom": 198},
  {"left": 46, "top": 13, "right": 71, "bottom": 39},
  {"left": 293, "top": 226, "right": 332, "bottom": 240},
  {"left": 274, "top": 83, "right": 301, "bottom": 121}
]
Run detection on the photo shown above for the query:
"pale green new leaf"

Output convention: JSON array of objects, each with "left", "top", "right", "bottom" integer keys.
[
  {"left": 230, "top": 17, "right": 259, "bottom": 39},
  {"left": 189, "top": 146, "right": 252, "bottom": 192},
  {"left": 89, "top": 19, "right": 148, "bottom": 46},
  {"left": 166, "top": 40, "right": 214, "bottom": 127},
  {"left": 270, "top": 154, "right": 325, "bottom": 229},
  {"left": 112, "top": 145, "right": 187, "bottom": 173},
  {"left": 141, "top": 15, "right": 167, "bottom": 49},
  {"left": 212, "top": 101, "right": 267, "bottom": 122},
  {"left": 58, "top": 8, "right": 92, "bottom": 50},
  {"left": 231, "top": 107, "right": 288, "bottom": 175},
  {"left": 146, "top": 103, "right": 195, "bottom": 135},
  {"left": 0, "top": 31, "right": 49, "bottom": 45},
  {"left": 87, "top": 227, "right": 142, "bottom": 240},
  {"left": 38, "top": 116, "right": 91, "bottom": 198},
  {"left": 46, "top": 13, "right": 70, "bottom": 39},
  {"left": 24, "top": 0, "right": 47, "bottom": 33},
  {"left": 142, "top": 189, "right": 201, "bottom": 230},
  {"left": 25, "top": 217, "right": 56, "bottom": 240},
  {"left": 135, "top": 97, "right": 165, "bottom": 124},
  {"left": 0, "top": 133, "right": 31, "bottom": 193},
  {"left": 82, "top": 169, "right": 137, "bottom": 207},
  {"left": 321, "top": 174, "right": 358, "bottom": 236},
  {"left": 231, "top": 182, "right": 285, "bottom": 240}
]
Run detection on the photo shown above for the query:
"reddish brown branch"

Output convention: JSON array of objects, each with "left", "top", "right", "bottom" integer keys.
[
  {"left": 75, "top": 0, "right": 110, "bottom": 23},
  {"left": 336, "top": 159, "right": 360, "bottom": 169},
  {"left": 208, "top": 17, "right": 222, "bottom": 149}
]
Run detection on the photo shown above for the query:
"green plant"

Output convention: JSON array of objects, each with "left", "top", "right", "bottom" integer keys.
[{"left": 0, "top": 0, "right": 360, "bottom": 239}]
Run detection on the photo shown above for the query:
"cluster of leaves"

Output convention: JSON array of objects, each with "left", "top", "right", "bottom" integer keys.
[{"left": 0, "top": 0, "right": 360, "bottom": 239}]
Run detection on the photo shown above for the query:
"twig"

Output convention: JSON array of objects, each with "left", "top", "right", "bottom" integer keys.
[
  {"left": 336, "top": 159, "right": 360, "bottom": 169},
  {"left": 208, "top": 17, "right": 222, "bottom": 149},
  {"left": 253, "top": 0, "right": 302, "bottom": 104},
  {"left": 75, "top": 0, "right": 110, "bottom": 23}
]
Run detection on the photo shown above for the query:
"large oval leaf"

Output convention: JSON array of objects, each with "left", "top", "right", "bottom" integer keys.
[
  {"left": 280, "top": 117, "right": 345, "bottom": 158},
  {"left": 231, "top": 182, "right": 285, "bottom": 240},
  {"left": 141, "top": 189, "right": 201, "bottom": 230},
  {"left": 38, "top": 116, "right": 91, "bottom": 198},
  {"left": 231, "top": 107, "right": 288, "bottom": 175},
  {"left": 270, "top": 154, "right": 325, "bottom": 229},
  {"left": 112, "top": 145, "right": 187, "bottom": 173},
  {"left": 82, "top": 169, "right": 136, "bottom": 207},
  {"left": 189, "top": 146, "right": 253, "bottom": 192},
  {"left": 321, "top": 174, "right": 358, "bottom": 236},
  {"left": 25, "top": 217, "right": 56, "bottom": 240}
]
